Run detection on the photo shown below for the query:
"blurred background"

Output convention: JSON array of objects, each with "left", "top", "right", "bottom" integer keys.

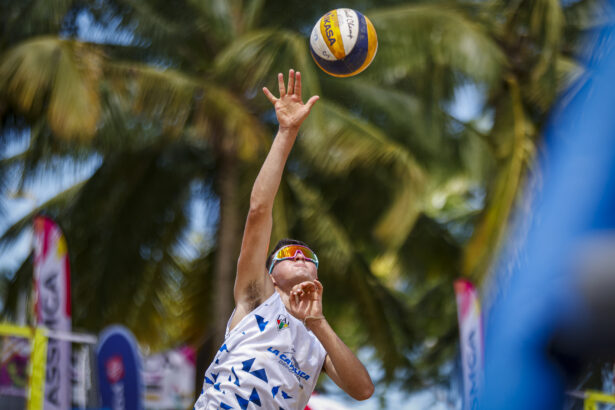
[{"left": 1, "top": 0, "right": 614, "bottom": 408}]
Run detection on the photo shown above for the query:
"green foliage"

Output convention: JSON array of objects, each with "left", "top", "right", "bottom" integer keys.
[{"left": 0, "top": 0, "right": 605, "bottom": 397}]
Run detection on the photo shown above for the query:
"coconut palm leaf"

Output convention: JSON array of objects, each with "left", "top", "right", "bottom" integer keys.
[
  {"left": 0, "top": 37, "right": 103, "bottom": 140},
  {"left": 0, "top": 0, "right": 74, "bottom": 49},
  {"left": 0, "top": 180, "right": 85, "bottom": 251},
  {"left": 367, "top": 3, "right": 506, "bottom": 86},
  {"left": 462, "top": 79, "right": 534, "bottom": 281},
  {"left": 283, "top": 176, "right": 416, "bottom": 381},
  {"left": 301, "top": 100, "right": 424, "bottom": 249},
  {"left": 213, "top": 29, "right": 322, "bottom": 99}
]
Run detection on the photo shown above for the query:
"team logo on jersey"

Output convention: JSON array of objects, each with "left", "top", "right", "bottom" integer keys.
[
  {"left": 266, "top": 347, "right": 311, "bottom": 381},
  {"left": 276, "top": 314, "right": 289, "bottom": 331}
]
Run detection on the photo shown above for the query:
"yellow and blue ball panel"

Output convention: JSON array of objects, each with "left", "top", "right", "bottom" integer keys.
[{"left": 309, "top": 8, "right": 378, "bottom": 78}]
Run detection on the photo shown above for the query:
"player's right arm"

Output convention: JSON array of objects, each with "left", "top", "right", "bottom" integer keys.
[{"left": 230, "top": 70, "right": 319, "bottom": 329}]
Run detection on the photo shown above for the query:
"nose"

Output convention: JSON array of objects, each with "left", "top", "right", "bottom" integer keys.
[{"left": 293, "top": 250, "right": 307, "bottom": 261}]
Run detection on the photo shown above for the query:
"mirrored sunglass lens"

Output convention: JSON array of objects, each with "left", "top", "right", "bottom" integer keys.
[{"left": 276, "top": 246, "right": 316, "bottom": 260}]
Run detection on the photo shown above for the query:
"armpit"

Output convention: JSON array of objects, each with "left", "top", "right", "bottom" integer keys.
[{"left": 246, "top": 280, "right": 262, "bottom": 311}]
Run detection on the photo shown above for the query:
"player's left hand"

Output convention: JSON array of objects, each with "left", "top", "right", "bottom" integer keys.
[{"left": 288, "top": 280, "right": 324, "bottom": 323}]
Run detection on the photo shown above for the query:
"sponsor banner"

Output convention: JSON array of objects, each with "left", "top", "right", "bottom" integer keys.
[
  {"left": 97, "top": 326, "right": 143, "bottom": 410},
  {"left": 33, "top": 215, "right": 72, "bottom": 410},
  {"left": 454, "top": 279, "right": 484, "bottom": 410},
  {"left": 142, "top": 346, "right": 195, "bottom": 409},
  {"left": 0, "top": 336, "right": 30, "bottom": 397}
]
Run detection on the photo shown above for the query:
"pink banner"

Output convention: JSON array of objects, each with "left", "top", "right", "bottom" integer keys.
[
  {"left": 33, "top": 216, "right": 72, "bottom": 410},
  {"left": 454, "top": 279, "right": 483, "bottom": 410}
]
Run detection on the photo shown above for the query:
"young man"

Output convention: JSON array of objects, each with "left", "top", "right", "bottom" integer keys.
[{"left": 194, "top": 70, "right": 374, "bottom": 409}]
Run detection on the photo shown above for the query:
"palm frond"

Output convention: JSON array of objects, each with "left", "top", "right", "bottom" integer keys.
[
  {"left": 105, "top": 61, "right": 268, "bottom": 159},
  {"left": 462, "top": 78, "right": 533, "bottom": 281},
  {"left": 0, "top": 37, "right": 103, "bottom": 140},
  {"left": 284, "top": 176, "right": 418, "bottom": 382},
  {"left": 0, "top": 0, "right": 73, "bottom": 48},
  {"left": 368, "top": 4, "right": 506, "bottom": 86},
  {"left": 213, "top": 29, "right": 322, "bottom": 99},
  {"left": 302, "top": 101, "right": 425, "bottom": 248},
  {"left": 0, "top": 180, "right": 85, "bottom": 251},
  {"left": 60, "top": 142, "right": 215, "bottom": 334}
]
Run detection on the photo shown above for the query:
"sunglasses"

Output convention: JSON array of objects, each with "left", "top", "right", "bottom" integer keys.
[{"left": 268, "top": 245, "right": 319, "bottom": 274}]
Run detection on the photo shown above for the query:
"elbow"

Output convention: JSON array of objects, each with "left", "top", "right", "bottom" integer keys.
[
  {"left": 248, "top": 195, "right": 271, "bottom": 216},
  {"left": 352, "top": 381, "right": 375, "bottom": 401},
  {"left": 247, "top": 202, "right": 268, "bottom": 219}
]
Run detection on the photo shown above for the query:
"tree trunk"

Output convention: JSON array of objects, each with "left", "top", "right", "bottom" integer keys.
[
  {"left": 194, "top": 135, "right": 241, "bottom": 399},
  {"left": 212, "top": 138, "right": 240, "bottom": 348}
]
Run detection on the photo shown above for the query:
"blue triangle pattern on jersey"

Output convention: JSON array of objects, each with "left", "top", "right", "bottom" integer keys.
[
  {"left": 214, "top": 382, "right": 221, "bottom": 391},
  {"left": 254, "top": 315, "right": 268, "bottom": 331},
  {"left": 220, "top": 403, "right": 233, "bottom": 410},
  {"left": 204, "top": 376, "right": 214, "bottom": 385},
  {"left": 281, "top": 391, "right": 292, "bottom": 399},
  {"left": 250, "top": 368, "right": 268, "bottom": 383},
  {"left": 271, "top": 386, "right": 280, "bottom": 398},
  {"left": 241, "top": 358, "right": 268, "bottom": 383},
  {"left": 231, "top": 367, "right": 241, "bottom": 386},
  {"left": 235, "top": 394, "right": 249, "bottom": 410},
  {"left": 241, "top": 358, "right": 255, "bottom": 372},
  {"left": 235, "top": 388, "right": 261, "bottom": 410},
  {"left": 249, "top": 388, "right": 261, "bottom": 406},
  {"left": 219, "top": 344, "right": 229, "bottom": 353}
]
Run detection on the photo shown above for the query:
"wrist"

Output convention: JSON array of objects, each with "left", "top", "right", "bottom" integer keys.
[
  {"left": 303, "top": 315, "right": 326, "bottom": 330},
  {"left": 278, "top": 125, "right": 300, "bottom": 135}
]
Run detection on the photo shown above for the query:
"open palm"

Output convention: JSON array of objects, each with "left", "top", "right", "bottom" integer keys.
[{"left": 263, "top": 69, "right": 319, "bottom": 131}]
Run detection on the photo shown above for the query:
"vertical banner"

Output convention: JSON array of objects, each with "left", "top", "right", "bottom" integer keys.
[
  {"left": 97, "top": 325, "right": 143, "bottom": 410},
  {"left": 33, "top": 216, "right": 72, "bottom": 410},
  {"left": 142, "top": 346, "right": 195, "bottom": 409},
  {"left": 454, "top": 279, "right": 484, "bottom": 410}
]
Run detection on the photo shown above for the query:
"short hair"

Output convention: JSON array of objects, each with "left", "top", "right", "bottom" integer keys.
[{"left": 266, "top": 238, "right": 313, "bottom": 272}]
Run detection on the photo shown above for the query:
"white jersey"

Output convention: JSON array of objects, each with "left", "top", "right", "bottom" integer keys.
[{"left": 194, "top": 291, "right": 327, "bottom": 410}]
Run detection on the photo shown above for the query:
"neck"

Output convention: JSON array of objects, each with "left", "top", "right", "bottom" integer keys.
[{"left": 273, "top": 284, "right": 297, "bottom": 311}]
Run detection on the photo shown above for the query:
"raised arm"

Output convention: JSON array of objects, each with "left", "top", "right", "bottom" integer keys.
[{"left": 231, "top": 70, "right": 319, "bottom": 325}]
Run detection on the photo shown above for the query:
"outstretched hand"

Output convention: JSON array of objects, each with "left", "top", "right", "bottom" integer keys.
[
  {"left": 288, "top": 280, "right": 324, "bottom": 325},
  {"left": 263, "top": 69, "right": 319, "bottom": 132}
]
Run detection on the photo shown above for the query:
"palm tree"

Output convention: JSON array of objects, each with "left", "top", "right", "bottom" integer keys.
[{"left": 0, "top": 0, "right": 604, "bottom": 399}]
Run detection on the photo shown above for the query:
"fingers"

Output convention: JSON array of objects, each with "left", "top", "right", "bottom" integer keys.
[
  {"left": 277, "top": 72, "right": 286, "bottom": 97},
  {"left": 305, "top": 95, "right": 320, "bottom": 110},
  {"left": 287, "top": 69, "right": 295, "bottom": 96},
  {"left": 290, "top": 281, "right": 321, "bottom": 302},
  {"left": 294, "top": 71, "right": 302, "bottom": 97},
  {"left": 262, "top": 87, "right": 277, "bottom": 104}
]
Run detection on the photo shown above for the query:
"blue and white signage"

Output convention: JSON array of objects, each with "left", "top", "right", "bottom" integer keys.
[{"left": 97, "top": 325, "right": 143, "bottom": 410}]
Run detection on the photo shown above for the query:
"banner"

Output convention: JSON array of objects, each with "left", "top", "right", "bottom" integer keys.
[
  {"left": 454, "top": 279, "right": 483, "bottom": 410},
  {"left": 0, "top": 335, "right": 30, "bottom": 398},
  {"left": 0, "top": 323, "right": 49, "bottom": 410},
  {"left": 33, "top": 215, "right": 71, "bottom": 410},
  {"left": 97, "top": 325, "right": 143, "bottom": 410},
  {"left": 142, "top": 346, "right": 195, "bottom": 409}
]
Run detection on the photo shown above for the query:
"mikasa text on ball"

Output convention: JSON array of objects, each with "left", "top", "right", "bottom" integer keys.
[{"left": 309, "top": 8, "right": 378, "bottom": 77}]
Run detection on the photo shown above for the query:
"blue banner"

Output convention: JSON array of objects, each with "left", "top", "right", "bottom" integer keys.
[{"left": 97, "top": 325, "right": 143, "bottom": 410}]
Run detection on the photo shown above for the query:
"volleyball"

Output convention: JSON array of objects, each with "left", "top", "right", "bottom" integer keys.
[{"left": 309, "top": 8, "right": 378, "bottom": 77}]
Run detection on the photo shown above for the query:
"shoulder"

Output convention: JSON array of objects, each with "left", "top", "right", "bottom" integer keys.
[{"left": 229, "top": 282, "right": 276, "bottom": 331}]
